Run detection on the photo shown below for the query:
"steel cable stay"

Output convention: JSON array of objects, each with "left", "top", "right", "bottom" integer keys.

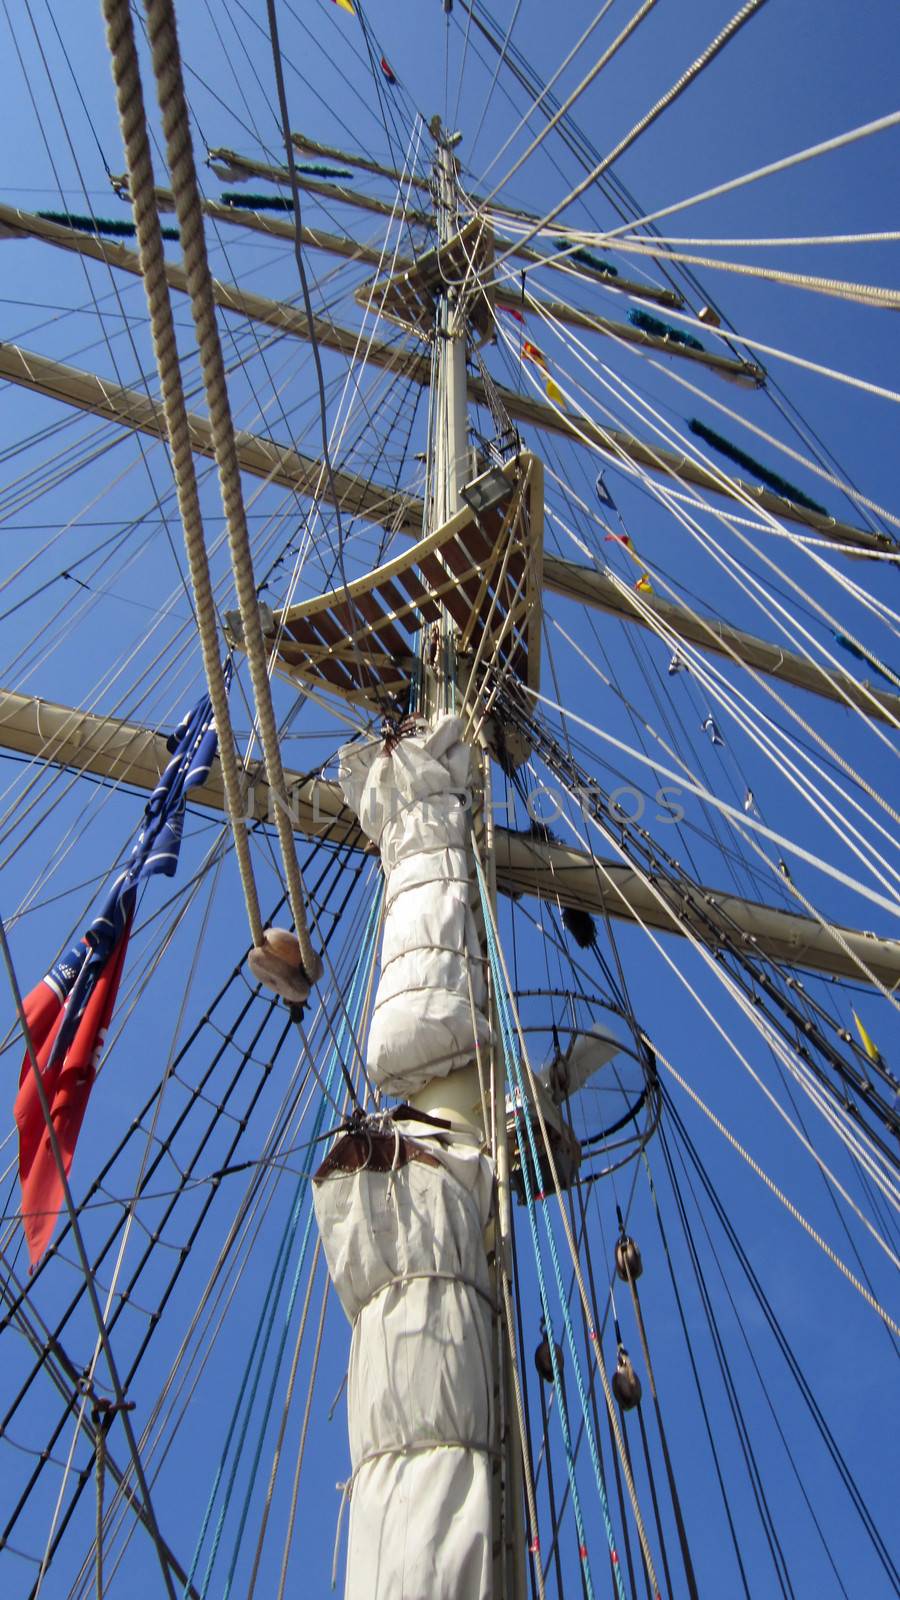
[{"left": 658, "top": 1098, "right": 899, "bottom": 1587}]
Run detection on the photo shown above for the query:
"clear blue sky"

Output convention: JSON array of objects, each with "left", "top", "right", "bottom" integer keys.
[{"left": 0, "top": 2, "right": 898, "bottom": 1596}]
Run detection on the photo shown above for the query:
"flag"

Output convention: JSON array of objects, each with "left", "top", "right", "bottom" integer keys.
[
  {"left": 498, "top": 302, "right": 525, "bottom": 324},
  {"left": 13, "top": 680, "right": 223, "bottom": 1264},
  {"left": 544, "top": 377, "right": 563, "bottom": 405},
  {"left": 595, "top": 472, "right": 616, "bottom": 511},
  {"left": 331, "top": 0, "right": 355, "bottom": 11},
  {"left": 126, "top": 672, "right": 227, "bottom": 884},
  {"left": 668, "top": 653, "right": 684, "bottom": 676},
  {"left": 604, "top": 533, "right": 632, "bottom": 548},
  {"left": 522, "top": 340, "right": 547, "bottom": 368},
  {"left": 852, "top": 1009, "right": 881, "bottom": 1064},
  {"left": 778, "top": 857, "right": 793, "bottom": 882},
  {"left": 635, "top": 573, "right": 653, "bottom": 593},
  {"left": 743, "top": 788, "right": 758, "bottom": 815},
  {"left": 380, "top": 56, "right": 397, "bottom": 84},
  {"left": 701, "top": 713, "right": 723, "bottom": 745},
  {"left": 15, "top": 911, "right": 132, "bottom": 1266}
]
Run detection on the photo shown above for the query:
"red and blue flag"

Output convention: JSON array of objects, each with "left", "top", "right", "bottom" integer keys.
[{"left": 14, "top": 678, "right": 225, "bottom": 1264}]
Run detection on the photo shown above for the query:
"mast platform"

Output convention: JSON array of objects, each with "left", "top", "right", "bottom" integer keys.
[{"left": 245, "top": 452, "right": 544, "bottom": 715}]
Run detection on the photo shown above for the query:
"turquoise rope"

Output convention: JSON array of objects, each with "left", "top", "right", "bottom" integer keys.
[
  {"left": 479, "top": 868, "right": 628, "bottom": 1600},
  {"left": 185, "top": 888, "right": 383, "bottom": 1597}
]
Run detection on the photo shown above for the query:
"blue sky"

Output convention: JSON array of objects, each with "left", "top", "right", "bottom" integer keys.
[{"left": 0, "top": 2, "right": 898, "bottom": 1595}]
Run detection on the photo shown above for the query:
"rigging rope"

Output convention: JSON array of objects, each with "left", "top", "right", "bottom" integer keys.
[
  {"left": 133, "top": 0, "right": 320, "bottom": 980},
  {"left": 493, "top": 0, "right": 771, "bottom": 271},
  {"left": 476, "top": 857, "right": 662, "bottom": 1597}
]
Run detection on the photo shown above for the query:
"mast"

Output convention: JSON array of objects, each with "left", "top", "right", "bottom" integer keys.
[{"left": 416, "top": 116, "right": 528, "bottom": 1597}]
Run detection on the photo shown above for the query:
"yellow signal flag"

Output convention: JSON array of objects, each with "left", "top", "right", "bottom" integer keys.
[
  {"left": 634, "top": 573, "right": 653, "bottom": 593},
  {"left": 331, "top": 0, "right": 355, "bottom": 12},
  {"left": 852, "top": 1008, "right": 881, "bottom": 1062},
  {"left": 544, "top": 376, "right": 563, "bottom": 405}
]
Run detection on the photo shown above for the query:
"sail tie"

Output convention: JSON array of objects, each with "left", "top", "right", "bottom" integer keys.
[{"left": 350, "top": 1269, "right": 497, "bottom": 1322}]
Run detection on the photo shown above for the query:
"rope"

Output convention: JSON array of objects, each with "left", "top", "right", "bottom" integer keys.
[
  {"left": 621, "top": 1257, "right": 699, "bottom": 1598},
  {"left": 599, "top": 109, "right": 900, "bottom": 245},
  {"left": 478, "top": 861, "right": 645, "bottom": 1600},
  {"left": 140, "top": 0, "right": 320, "bottom": 980},
  {"left": 479, "top": 0, "right": 663, "bottom": 203},
  {"left": 658, "top": 1047, "right": 900, "bottom": 1339},
  {"left": 187, "top": 887, "right": 381, "bottom": 1597},
  {"left": 0, "top": 916, "right": 179, "bottom": 1600},
  {"left": 102, "top": 0, "right": 264, "bottom": 945},
  {"left": 94, "top": 1413, "right": 106, "bottom": 1600},
  {"left": 575, "top": 234, "right": 900, "bottom": 310},
  {"left": 494, "top": 0, "right": 770, "bottom": 270},
  {"left": 275, "top": 1276, "right": 331, "bottom": 1600},
  {"left": 498, "top": 1266, "right": 546, "bottom": 1600}
]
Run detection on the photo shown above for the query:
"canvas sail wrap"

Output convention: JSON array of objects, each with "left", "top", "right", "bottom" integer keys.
[
  {"left": 337, "top": 715, "right": 489, "bottom": 1094},
  {"left": 313, "top": 1123, "right": 494, "bottom": 1599}
]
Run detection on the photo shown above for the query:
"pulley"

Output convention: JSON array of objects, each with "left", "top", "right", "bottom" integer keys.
[
  {"left": 534, "top": 1328, "right": 563, "bottom": 1385},
  {"left": 615, "top": 1233, "right": 643, "bottom": 1283},
  {"left": 611, "top": 1345, "right": 642, "bottom": 1411}
]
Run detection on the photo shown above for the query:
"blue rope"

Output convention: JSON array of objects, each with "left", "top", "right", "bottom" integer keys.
[
  {"left": 478, "top": 868, "right": 628, "bottom": 1600},
  {"left": 185, "top": 887, "right": 383, "bottom": 1598}
]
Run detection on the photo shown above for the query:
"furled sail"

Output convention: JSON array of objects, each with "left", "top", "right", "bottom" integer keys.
[
  {"left": 313, "top": 1118, "right": 494, "bottom": 1600},
  {"left": 337, "top": 715, "right": 489, "bottom": 1094}
]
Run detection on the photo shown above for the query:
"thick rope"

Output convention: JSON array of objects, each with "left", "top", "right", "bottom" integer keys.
[
  {"left": 141, "top": 0, "right": 320, "bottom": 980},
  {"left": 102, "top": 0, "right": 263, "bottom": 949}
]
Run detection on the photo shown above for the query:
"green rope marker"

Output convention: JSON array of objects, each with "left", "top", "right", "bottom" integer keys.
[
  {"left": 38, "top": 210, "right": 179, "bottom": 243},
  {"left": 629, "top": 308, "right": 704, "bottom": 352},
  {"left": 554, "top": 238, "right": 618, "bottom": 278},
  {"left": 689, "top": 418, "right": 829, "bottom": 516},
  {"left": 219, "top": 191, "right": 294, "bottom": 212}
]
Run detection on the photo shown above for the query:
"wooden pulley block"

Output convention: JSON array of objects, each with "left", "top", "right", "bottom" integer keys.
[
  {"left": 534, "top": 1331, "right": 564, "bottom": 1385},
  {"left": 614, "top": 1234, "right": 643, "bottom": 1283},
  {"left": 611, "top": 1345, "right": 642, "bottom": 1411},
  {"left": 248, "top": 927, "right": 312, "bottom": 1005}
]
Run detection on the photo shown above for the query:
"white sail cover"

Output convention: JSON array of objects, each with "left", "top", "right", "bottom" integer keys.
[
  {"left": 313, "top": 1120, "right": 494, "bottom": 1599},
  {"left": 540, "top": 1021, "right": 622, "bottom": 1102},
  {"left": 338, "top": 716, "right": 489, "bottom": 1094}
]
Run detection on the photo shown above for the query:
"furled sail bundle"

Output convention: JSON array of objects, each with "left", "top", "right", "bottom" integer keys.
[
  {"left": 312, "top": 1119, "right": 494, "bottom": 1600},
  {"left": 337, "top": 715, "right": 489, "bottom": 1094}
]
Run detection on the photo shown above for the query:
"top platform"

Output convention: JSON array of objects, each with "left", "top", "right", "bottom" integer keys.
[{"left": 247, "top": 453, "right": 544, "bottom": 718}]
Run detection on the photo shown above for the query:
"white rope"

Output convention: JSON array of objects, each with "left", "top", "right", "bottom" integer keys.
[
  {"left": 476, "top": 0, "right": 663, "bottom": 201},
  {"left": 499, "top": 301, "right": 900, "bottom": 761},
  {"left": 492, "top": 0, "right": 771, "bottom": 270},
  {"left": 538, "top": 772, "right": 900, "bottom": 1226},
  {"left": 595, "top": 109, "right": 900, "bottom": 243},
  {"left": 542, "top": 231, "right": 900, "bottom": 311}
]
